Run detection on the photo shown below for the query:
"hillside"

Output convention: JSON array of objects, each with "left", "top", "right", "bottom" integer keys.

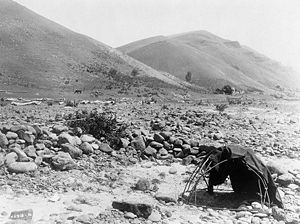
[
  {"left": 0, "top": 0, "right": 190, "bottom": 95},
  {"left": 119, "top": 30, "right": 300, "bottom": 91}
]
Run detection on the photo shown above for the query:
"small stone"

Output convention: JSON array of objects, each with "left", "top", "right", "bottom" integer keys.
[
  {"left": 91, "top": 143, "right": 99, "bottom": 150},
  {"left": 58, "top": 132, "right": 77, "bottom": 146},
  {"left": 52, "top": 152, "right": 77, "bottom": 170},
  {"left": 0, "top": 133, "right": 8, "bottom": 147},
  {"left": 266, "top": 161, "right": 289, "bottom": 175},
  {"left": 287, "top": 183, "right": 299, "bottom": 190},
  {"left": 0, "top": 153, "right": 5, "bottom": 167},
  {"left": 35, "top": 143, "right": 45, "bottom": 150},
  {"left": 173, "top": 147, "right": 182, "bottom": 152},
  {"left": 4, "top": 152, "right": 18, "bottom": 165},
  {"left": 24, "top": 146, "right": 37, "bottom": 158},
  {"left": 148, "top": 209, "right": 161, "bottom": 222},
  {"left": 158, "top": 148, "right": 168, "bottom": 156},
  {"left": 66, "top": 204, "right": 83, "bottom": 212},
  {"left": 252, "top": 202, "right": 262, "bottom": 210},
  {"left": 124, "top": 212, "right": 137, "bottom": 219},
  {"left": 135, "top": 178, "right": 151, "bottom": 191},
  {"left": 272, "top": 207, "right": 286, "bottom": 221},
  {"left": 131, "top": 136, "right": 146, "bottom": 151},
  {"left": 236, "top": 211, "right": 252, "bottom": 219},
  {"left": 155, "top": 191, "right": 178, "bottom": 203},
  {"left": 6, "top": 131, "right": 18, "bottom": 139},
  {"left": 144, "top": 146, "right": 157, "bottom": 156},
  {"left": 52, "top": 125, "right": 68, "bottom": 134},
  {"left": 168, "top": 167, "right": 177, "bottom": 174},
  {"left": 61, "top": 143, "right": 82, "bottom": 158},
  {"left": 120, "top": 138, "right": 130, "bottom": 148},
  {"left": 153, "top": 133, "right": 165, "bottom": 143},
  {"left": 277, "top": 173, "right": 294, "bottom": 187},
  {"left": 80, "top": 134, "right": 95, "bottom": 143},
  {"left": 7, "top": 162, "right": 38, "bottom": 173},
  {"left": 99, "top": 143, "right": 113, "bottom": 153},
  {"left": 79, "top": 142, "right": 94, "bottom": 154},
  {"left": 174, "top": 139, "right": 183, "bottom": 147},
  {"left": 251, "top": 216, "right": 261, "bottom": 224},
  {"left": 149, "top": 141, "right": 163, "bottom": 149},
  {"left": 11, "top": 145, "right": 30, "bottom": 162},
  {"left": 141, "top": 162, "right": 152, "bottom": 168},
  {"left": 17, "top": 130, "right": 35, "bottom": 144},
  {"left": 160, "top": 132, "right": 172, "bottom": 140}
]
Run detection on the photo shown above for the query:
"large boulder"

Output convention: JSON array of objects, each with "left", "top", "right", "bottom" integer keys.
[
  {"left": 7, "top": 162, "right": 38, "bottom": 173},
  {"left": 52, "top": 152, "right": 77, "bottom": 170},
  {"left": 61, "top": 143, "right": 82, "bottom": 158}
]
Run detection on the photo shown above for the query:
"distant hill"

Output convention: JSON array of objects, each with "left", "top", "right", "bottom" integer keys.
[
  {"left": 119, "top": 30, "right": 300, "bottom": 91},
  {"left": 0, "top": 0, "right": 190, "bottom": 95}
]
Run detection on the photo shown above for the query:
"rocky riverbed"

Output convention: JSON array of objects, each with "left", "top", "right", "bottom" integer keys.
[{"left": 0, "top": 97, "right": 300, "bottom": 224}]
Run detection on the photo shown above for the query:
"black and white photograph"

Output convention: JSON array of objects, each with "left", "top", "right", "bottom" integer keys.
[{"left": 0, "top": 0, "right": 299, "bottom": 223}]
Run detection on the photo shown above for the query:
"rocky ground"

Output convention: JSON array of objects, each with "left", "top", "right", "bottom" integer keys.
[{"left": 0, "top": 95, "right": 299, "bottom": 224}]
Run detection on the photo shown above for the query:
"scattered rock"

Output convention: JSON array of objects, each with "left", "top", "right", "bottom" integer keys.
[
  {"left": 52, "top": 152, "right": 77, "bottom": 170},
  {"left": 99, "top": 143, "right": 113, "bottom": 153},
  {"left": 61, "top": 143, "right": 82, "bottom": 158},
  {"left": 168, "top": 167, "right": 177, "bottom": 174},
  {"left": 272, "top": 207, "right": 286, "bottom": 221},
  {"left": 80, "top": 134, "right": 95, "bottom": 143},
  {"left": 79, "top": 142, "right": 94, "bottom": 154},
  {"left": 135, "top": 178, "right": 151, "bottom": 191},
  {"left": 277, "top": 173, "right": 294, "bottom": 187},
  {"left": 144, "top": 146, "right": 157, "bottom": 156},
  {"left": 266, "top": 161, "right": 289, "bottom": 175},
  {"left": 112, "top": 200, "right": 152, "bottom": 218},
  {"left": 131, "top": 136, "right": 146, "bottom": 151},
  {"left": 7, "top": 162, "right": 38, "bottom": 173},
  {"left": 0, "top": 133, "right": 8, "bottom": 147}
]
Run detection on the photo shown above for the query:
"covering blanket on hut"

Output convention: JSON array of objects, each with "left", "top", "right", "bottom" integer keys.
[{"left": 184, "top": 145, "right": 284, "bottom": 208}]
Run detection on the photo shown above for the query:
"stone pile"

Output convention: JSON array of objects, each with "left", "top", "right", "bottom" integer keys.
[{"left": 0, "top": 123, "right": 113, "bottom": 173}]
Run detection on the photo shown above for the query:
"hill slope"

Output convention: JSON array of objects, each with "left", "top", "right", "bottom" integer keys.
[
  {"left": 119, "top": 30, "right": 300, "bottom": 91},
  {"left": 0, "top": 0, "right": 189, "bottom": 94}
]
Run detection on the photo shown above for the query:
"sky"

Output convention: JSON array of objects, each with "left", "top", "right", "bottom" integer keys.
[{"left": 15, "top": 0, "right": 300, "bottom": 72}]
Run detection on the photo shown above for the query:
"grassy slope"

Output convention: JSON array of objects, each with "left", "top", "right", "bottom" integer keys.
[
  {"left": 0, "top": 0, "right": 189, "bottom": 94},
  {"left": 118, "top": 30, "right": 300, "bottom": 91}
]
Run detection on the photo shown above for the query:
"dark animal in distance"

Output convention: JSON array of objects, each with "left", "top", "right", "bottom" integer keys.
[{"left": 74, "top": 89, "right": 82, "bottom": 94}]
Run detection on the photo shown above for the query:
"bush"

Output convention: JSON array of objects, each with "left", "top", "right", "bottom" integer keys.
[
  {"left": 65, "top": 100, "right": 78, "bottom": 107},
  {"left": 185, "top": 71, "right": 192, "bottom": 82},
  {"left": 215, "top": 104, "right": 228, "bottom": 113},
  {"left": 65, "top": 109, "right": 128, "bottom": 148},
  {"left": 131, "top": 68, "right": 139, "bottom": 77}
]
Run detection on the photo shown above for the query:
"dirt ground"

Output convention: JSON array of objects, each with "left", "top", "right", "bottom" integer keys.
[{"left": 0, "top": 93, "right": 299, "bottom": 224}]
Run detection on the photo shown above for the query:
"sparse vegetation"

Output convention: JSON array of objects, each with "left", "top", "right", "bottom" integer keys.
[
  {"left": 185, "top": 71, "right": 192, "bottom": 82},
  {"left": 215, "top": 103, "right": 228, "bottom": 113},
  {"left": 65, "top": 109, "right": 128, "bottom": 148},
  {"left": 131, "top": 68, "right": 139, "bottom": 77}
]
